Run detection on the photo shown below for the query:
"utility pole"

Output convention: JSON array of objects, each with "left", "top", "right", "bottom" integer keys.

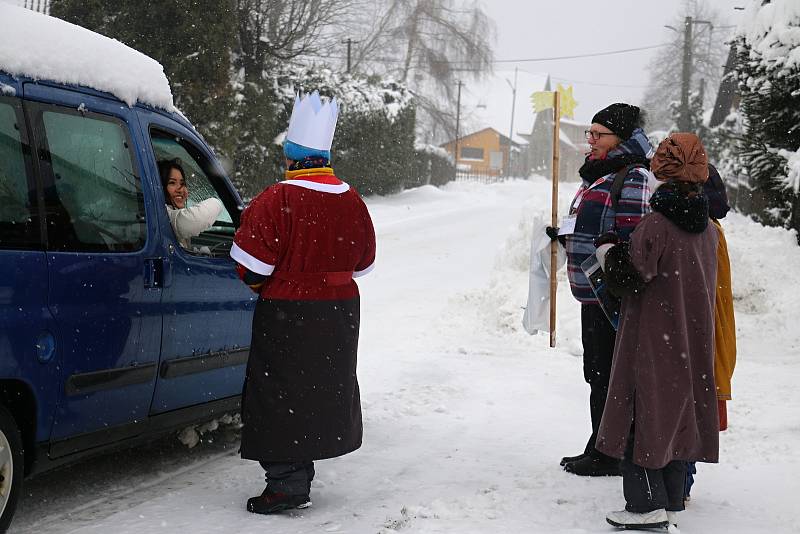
[
  {"left": 679, "top": 16, "right": 693, "bottom": 132},
  {"left": 454, "top": 80, "right": 462, "bottom": 179},
  {"left": 678, "top": 17, "right": 712, "bottom": 132},
  {"left": 341, "top": 38, "right": 359, "bottom": 74},
  {"left": 506, "top": 67, "right": 518, "bottom": 176}
]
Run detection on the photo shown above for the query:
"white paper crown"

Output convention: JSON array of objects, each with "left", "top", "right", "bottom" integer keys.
[{"left": 286, "top": 91, "right": 339, "bottom": 151}]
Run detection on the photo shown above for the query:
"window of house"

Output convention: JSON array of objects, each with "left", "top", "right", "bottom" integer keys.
[
  {"left": 0, "top": 99, "right": 39, "bottom": 249},
  {"left": 460, "top": 146, "right": 484, "bottom": 160},
  {"left": 150, "top": 129, "right": 236, "bottom": 256},
  {"left": 35, "top": 106, "right": 145, "bottom": 252}
]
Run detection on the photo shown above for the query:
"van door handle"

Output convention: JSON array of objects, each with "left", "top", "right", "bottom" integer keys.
[{"left": 144, "top": 258, "right": 164, "bottom": 288}]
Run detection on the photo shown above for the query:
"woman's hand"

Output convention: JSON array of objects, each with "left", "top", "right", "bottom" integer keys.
[{"left": 594, "top": 232, "right": 620, "bottom": 270}]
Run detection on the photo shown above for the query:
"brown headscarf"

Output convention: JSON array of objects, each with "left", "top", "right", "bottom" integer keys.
[{"left": 651, "top": 133, "right": 709, "bottom": 183}]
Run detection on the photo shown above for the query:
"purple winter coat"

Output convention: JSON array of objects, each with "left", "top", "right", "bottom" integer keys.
[{"left": 596, "top": 185, "right": 720, "bottom": 469}]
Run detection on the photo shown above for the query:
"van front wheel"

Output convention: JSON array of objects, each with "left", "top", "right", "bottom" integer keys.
[{"left": 0, "top": 404, "right": 22, "bottom": 534}]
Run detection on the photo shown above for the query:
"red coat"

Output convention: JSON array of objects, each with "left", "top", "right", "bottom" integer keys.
[
  {"left": 231, "top": 169, "right": 376, "bottom": 461},
  {"left": 232, "top": 170, "right": 376, "bottom": 300}
]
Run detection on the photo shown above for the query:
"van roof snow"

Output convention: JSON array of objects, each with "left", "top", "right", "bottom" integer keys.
[{"left": 0, "top": 4, "right": 175, "bottom": 111}]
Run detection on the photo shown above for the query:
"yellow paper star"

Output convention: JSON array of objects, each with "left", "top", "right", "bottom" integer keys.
[
  {"left": 530, "top": 91, "right": 554, "bottom": 114},
  {"left": 557, "top": 84, "right": 578, "bottom": 119}
]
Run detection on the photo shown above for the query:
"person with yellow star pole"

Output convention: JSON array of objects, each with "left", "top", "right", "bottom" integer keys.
[{"left": 530, "top": 84, "right": 578, "bottom": 347}]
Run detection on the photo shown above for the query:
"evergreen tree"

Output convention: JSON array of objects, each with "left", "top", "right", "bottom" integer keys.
[
  {"left": 732, "top": 0, "right": 800, "bottom": 239},
  {"left": 50, "top": 0, "right": 237, "bottom": 150},
  {"left": 641, "top": 0, "right": 730, "bottom": 132},
  {"left": 48, "top": 1, "right": 431, "bottom": 199}
]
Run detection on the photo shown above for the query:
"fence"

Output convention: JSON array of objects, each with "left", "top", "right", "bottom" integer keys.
[
  {"left": 454, "top": 169, "right": 511, "bottom": 184},
  {"left": 19, "top": 0, "right": 49, "bottom": 14}
]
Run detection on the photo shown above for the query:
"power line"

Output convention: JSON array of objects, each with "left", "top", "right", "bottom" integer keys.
[
  {"left": 490, "top": 43, "right": 670, "bottom": 63},
  {"left": 300, "top": 42, "right": 671, "bottom": 66},
  {"left": 491, "top": 68, "right": 649, "bottom": 90},
  {"left": 549, "top": 75, "right": 648, "bottom": 89}
]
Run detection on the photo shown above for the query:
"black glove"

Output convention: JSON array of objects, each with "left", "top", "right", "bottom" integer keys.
[
  {"left": 546, "top": 226, "right": 566, "bottom": 246},
  {"left": 594, "top": 231, "right": 620, "bottom": 248}
]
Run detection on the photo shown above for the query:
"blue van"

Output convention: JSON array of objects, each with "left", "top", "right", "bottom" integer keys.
[{"left": 0, "top": 69, "right": 254, "bottom": 530}]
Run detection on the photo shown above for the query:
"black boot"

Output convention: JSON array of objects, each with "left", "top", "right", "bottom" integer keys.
[
  {"left": 560, "top": 452, "right": 588, "bottom": 467},
  {"left": 247, "top": 488, "right": 311, "bottom": 514},
  {"left": 564, "top": 453, "right": 621, "bottom": 476}
]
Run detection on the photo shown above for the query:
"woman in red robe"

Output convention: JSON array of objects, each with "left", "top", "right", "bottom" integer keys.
[{"left": 231, "top": 92, "right": 376, "bottom": 514}]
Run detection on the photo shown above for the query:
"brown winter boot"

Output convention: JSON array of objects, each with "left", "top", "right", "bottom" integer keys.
[{"left": 246, "top": 488, "right": 311, "bottom": 514}]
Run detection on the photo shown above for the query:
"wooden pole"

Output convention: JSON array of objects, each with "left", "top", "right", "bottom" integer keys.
[
  {"left": 454, "top": 80, "right": 462, "bottom": 180},
  {"left": 549, "top": 91, "right": 561, "bottom": 348}
]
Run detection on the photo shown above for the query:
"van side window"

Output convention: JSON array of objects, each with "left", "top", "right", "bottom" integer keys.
[
  {"left": 36, "top": 107, "right": 145, "bottom": 252},
  {"left": 150, "top": 129, "right": 236, "bottom": 256},
  {"left": 0, "top": 99, "right": 39, "bottom": 249}
]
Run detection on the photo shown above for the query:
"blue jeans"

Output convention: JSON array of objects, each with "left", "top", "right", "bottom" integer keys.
[{"left": 684, "top": 462, "right": 697, "bottom": 498}]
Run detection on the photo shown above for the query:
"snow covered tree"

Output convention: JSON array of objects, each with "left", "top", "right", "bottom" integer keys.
[
  {"left": 49, "top": 0, "right": 434, "bottom": 198},
  {"left": 234, "top": 0, "right": 357, "bottom": 83},
  {"left": 228, "top": 66, "right": 418, "bottom": 198},
  {"left": 733, "top": 0, "right": 800, "bottom": 239},
  {"left": 666, "top": 89, "right": 709, "bottom": 139},
  {"left": 704, "top": 110, "right": 745, "bottom": 187},
  {"left": 641, "top": 0, "right": 731, "bottom": 132},
  {"left": 347, "top": 0, "right": 495, "bottom": 143},
  {"left": 50, "top": 0, "right": 237, "bottom": 148}
]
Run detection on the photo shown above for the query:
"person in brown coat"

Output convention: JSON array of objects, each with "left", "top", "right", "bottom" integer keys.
[{"left": 593, "top": 133, "right": 720, "bottom": 530}]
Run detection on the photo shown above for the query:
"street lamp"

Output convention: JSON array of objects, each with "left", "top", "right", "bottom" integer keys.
[
  {"left": 505, "top": 67, "right": 519, "bottom": 177},
  {"left": 454, "top": 80, "right": 462, "bottom": 178}
]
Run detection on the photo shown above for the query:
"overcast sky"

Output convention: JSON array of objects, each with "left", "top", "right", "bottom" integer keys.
[{"left": 477, "top": 0, "right": 747, "bottom": 126}]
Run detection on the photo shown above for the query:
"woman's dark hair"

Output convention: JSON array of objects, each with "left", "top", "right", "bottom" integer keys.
[
  {"left": 158, "top": 159, "right": 186, "bottom": 208},
  {"left": 635, "top": 109, "right": 647, "bottom": 130},
  {"left": 661, "top": 179, "right": 703, "bottom": 198}
]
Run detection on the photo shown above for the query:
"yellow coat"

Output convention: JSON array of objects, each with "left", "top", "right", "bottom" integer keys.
[{"left": 712, "top": 219, "right": 736, "bottom": 400}]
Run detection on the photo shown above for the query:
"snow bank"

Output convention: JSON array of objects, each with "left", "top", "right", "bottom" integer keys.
[{"left": 0, "top": 4, "right": 174, "bottom": 110}]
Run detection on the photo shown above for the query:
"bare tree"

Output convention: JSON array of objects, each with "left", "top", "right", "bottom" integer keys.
[
  {"left": 235, "top": 0, "right": 356, "bottom": 82},
  {"left": 349, "top": 0, "right": 495, "bottom": 140},
  {"left": 641, "top": 0, "right": 733, "bottom": 130}
]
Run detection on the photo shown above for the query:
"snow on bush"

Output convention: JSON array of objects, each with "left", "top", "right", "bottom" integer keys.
[
  {"left": 228, "top": 64, "right": 417, "bottom": 198},
  {"left": 738, "top": 0, "right": 800, "bottom": 76},
  {"left": 256, "top": 65, "right": 413, "bottom": 126},
  {"left": 0, "top": 4, "right": 174, "bottom": 110},
  {"left": 778, "top": 148, "right": 800, "bottom": 193},
  {"left": 415, "top": 143, "right": 452, "bottom": 163}
]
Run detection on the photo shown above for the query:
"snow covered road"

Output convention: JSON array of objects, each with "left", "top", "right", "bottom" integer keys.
[{"left": 13, "top": 178, "right": 800, "bottom": 534}]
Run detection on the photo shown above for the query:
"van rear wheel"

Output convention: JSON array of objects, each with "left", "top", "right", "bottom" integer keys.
[{"left": 0, "top": 405, "right": 22, "bottom": 534}]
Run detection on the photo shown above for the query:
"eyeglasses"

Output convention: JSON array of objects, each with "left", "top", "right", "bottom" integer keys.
[{"left": 584, "top": 130, "right": 617, "bottom": 141}]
